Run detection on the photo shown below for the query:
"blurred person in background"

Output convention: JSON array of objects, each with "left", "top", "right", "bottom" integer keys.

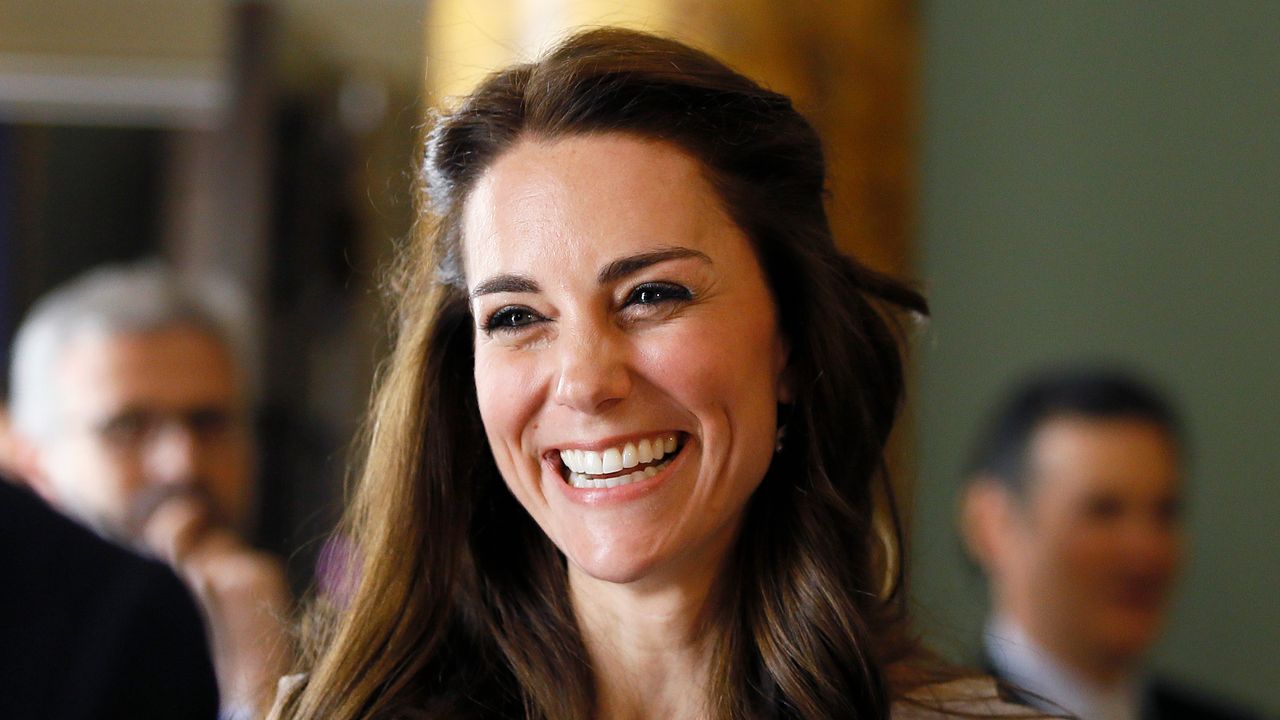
[
  {"left": 959, "top": 367, "right": 1260, "bottom": 720},
  {"left": 6, "top": 262, "right": 292, "bottom": 720}
]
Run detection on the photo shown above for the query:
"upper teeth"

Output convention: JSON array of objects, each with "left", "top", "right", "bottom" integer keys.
[{"left": 559, "top": 434, "right": 678, "bottom": 475}]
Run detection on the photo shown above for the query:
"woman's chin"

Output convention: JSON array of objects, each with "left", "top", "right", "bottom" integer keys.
[
  {"left": 563, "top": 541, "right": 665, "bottom": 587},
  {"left": 560, "top": 522, "right": 739, "bottom": 593}
]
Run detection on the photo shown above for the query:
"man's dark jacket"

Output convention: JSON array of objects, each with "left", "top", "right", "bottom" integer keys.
[{"left": 0, "top": 479, "right": 219, "bottom": 719}]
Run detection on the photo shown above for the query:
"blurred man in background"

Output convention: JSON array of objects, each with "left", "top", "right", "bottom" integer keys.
[
  {"left": 959, "top": 368, "right": 1257, "bottom": 720},
  {"left": 7, "top": 262, "right": 291, "bottom": 720}
]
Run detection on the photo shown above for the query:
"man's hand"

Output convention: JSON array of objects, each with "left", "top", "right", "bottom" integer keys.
[{"left": 141, "top": 491, "right": 294, "bottom": 718}]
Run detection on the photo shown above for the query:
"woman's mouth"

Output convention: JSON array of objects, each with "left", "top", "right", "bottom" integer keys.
[{"left": 557, "top": 433, "right": 684, "bottom": 489}]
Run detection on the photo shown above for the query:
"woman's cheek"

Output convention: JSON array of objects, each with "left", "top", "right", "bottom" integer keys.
[
  {"left": 472, "top": 349, "right": 504, "bottom": 426},
  {"left": 473, "top": 348, "right": 539, "bottom": 456},
  {"left": 635, "top": 328, "right": 724, "bottom": 402}
]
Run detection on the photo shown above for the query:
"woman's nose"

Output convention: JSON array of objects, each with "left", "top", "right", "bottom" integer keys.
[{"left": 552, "top": 322, "right": 632, "bottom": 414}]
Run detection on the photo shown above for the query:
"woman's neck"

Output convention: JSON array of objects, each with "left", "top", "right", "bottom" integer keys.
[{"left": 568, "top": 551, "right": 729, "bottom": 719}]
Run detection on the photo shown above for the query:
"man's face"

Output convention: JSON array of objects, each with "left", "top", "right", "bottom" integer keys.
[
  {"left": 35, "top": 325, "right": 252, "bottom": 541},
  {"left": 1000, "top": 416, "right": 1184, "bottom": 673}
]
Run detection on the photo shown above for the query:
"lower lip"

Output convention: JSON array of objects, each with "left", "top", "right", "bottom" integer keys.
[{"left": 547, "top": 441, "right": 689, "bottom": 506}]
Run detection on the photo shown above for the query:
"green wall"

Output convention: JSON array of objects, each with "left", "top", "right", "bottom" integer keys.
[{"left": 912, "top": 1, "right": 1279, "bottom": 715}]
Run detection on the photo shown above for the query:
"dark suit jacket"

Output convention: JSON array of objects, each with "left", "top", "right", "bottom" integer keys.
[
  {"left": 0, "top": 479, "right": 219, "bottom": 720},
  {"left": 1142, "top": 679, "right": 1267, "bottom": 720},
  {"left": 983, "top": 648, "right": 1266, "bottom": 720}
]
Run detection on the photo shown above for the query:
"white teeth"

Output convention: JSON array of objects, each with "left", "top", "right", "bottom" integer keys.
[
  {"left": 560, "top": 435, "right": 679, "bottom": 473},
  {"left": 601, "top": 448, "right": 622, "bottom": 474},
  {"left": 637, "top": 438, "right": 653, "bottom": 464},
  {"left": 559, "top": 434, "right": 683, "bottom": 489},
  {"left": 559, "top": 450, "right": 579, "bottom": 474},
  {"left": 568, "top": 457, "right": 674, "bottom": 489}
]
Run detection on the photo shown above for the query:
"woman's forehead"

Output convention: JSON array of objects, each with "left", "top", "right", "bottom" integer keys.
[{"left": 458, "top": 134, "right": 737, "bottom": 282}]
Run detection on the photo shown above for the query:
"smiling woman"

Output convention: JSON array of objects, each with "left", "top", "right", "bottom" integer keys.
[
  {"left": 464, "top": 135, "right": 790, "bottom": 596},
  {"left": 273, "top": 27, "right": 1027, "bottom": 720}
]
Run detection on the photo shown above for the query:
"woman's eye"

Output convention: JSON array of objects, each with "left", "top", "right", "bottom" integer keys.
[
  {"left": 483, "top": 306, "right": 543, "bottom": 333},
  {"left": 626, "top": 282, "right": 692, "bottom": 307}
]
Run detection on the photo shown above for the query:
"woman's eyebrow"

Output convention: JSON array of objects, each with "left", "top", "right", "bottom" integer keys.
[
  {"left": 469, "top": 248, "right": 710, "bottom": 299},
  {"left": 470, "top": 274, "right": 539, "bottom": 299},
  {"left": 597, "top": 247, "right": 711, "bottom": 285}
]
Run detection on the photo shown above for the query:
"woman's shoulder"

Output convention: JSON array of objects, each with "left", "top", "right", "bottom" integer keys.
[{"left": 892, "top": 677, "right": 1046, "bottom": 719}]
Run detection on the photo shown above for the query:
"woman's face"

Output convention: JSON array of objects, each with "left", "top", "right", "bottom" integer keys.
[{"left": 462, "top": 133, "right": 790, "bottom": 589}]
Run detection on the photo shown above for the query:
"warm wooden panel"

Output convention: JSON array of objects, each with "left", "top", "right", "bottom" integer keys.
[{"left": 423, "top": 0, "right": 917, "bottom": 277}]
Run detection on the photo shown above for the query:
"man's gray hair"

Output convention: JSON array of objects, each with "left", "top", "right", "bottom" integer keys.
[{"left": 9, "top": 261, "right": 257, "bottom": 441}]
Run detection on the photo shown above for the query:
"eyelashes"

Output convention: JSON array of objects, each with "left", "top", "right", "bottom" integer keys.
[
  {"left": 626, "top": 281, "right": 692, "bottom": 306},
  {"left": 479, "top": 281, "right": 694, "bottom": 337},
  {"left": 482, "top": 306, "right": 544, "bottom": 334}
]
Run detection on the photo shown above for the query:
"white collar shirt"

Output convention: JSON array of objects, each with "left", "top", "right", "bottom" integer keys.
[{"left": 984, "top": 614, "right": 1144, "bottom": 720}]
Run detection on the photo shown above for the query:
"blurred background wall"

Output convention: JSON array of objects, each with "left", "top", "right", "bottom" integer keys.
[{"left": 911, "top": 2, "right": 1279, "bottom": 715}]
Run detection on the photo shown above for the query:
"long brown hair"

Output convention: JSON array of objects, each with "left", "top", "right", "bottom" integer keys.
[{"left": 282, "top": 27, "right": 930, "bottom": 719}]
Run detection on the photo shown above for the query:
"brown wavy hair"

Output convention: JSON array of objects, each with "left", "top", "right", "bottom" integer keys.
[{"left": 281, "top": 27, "right": 933, "bottom": 719}]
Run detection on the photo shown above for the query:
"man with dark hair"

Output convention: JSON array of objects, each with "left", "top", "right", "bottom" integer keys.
[{"left": 959, "top": 367, "right": 1257, "bottom": 720}]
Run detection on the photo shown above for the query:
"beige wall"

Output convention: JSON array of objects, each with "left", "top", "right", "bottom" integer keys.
[{"left": 0, "top": 0, "right": 227, "bottom": 60}]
